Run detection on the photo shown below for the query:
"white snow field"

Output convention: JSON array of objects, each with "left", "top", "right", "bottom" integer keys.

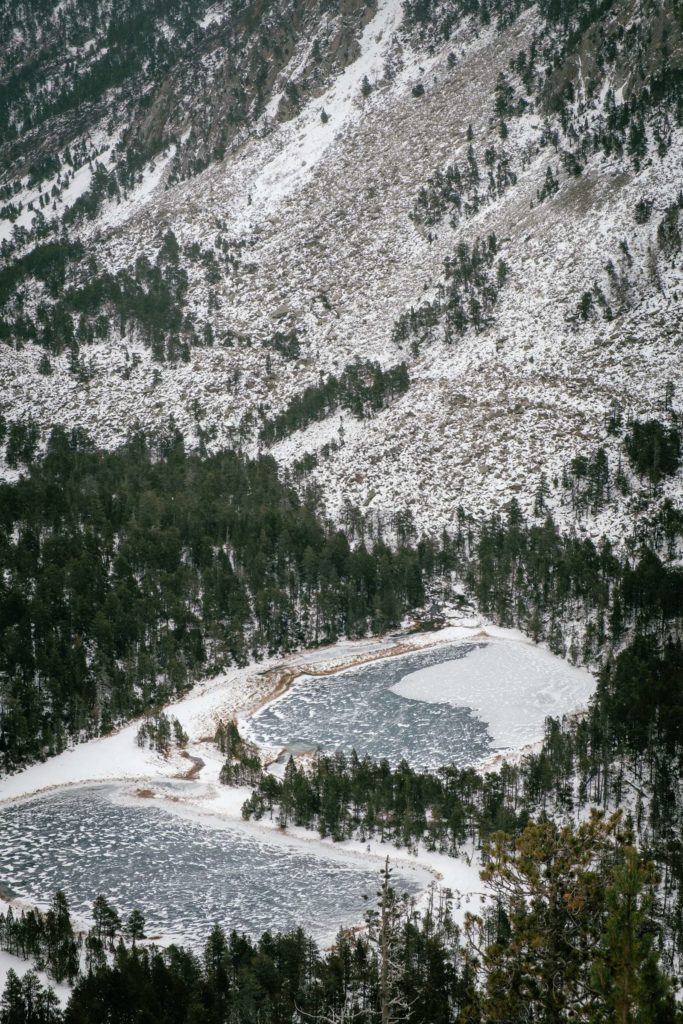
[
  {"left": 390, "top": 639, "right": 596, "bottom": 751},
  {"left": 0, "top": 948, "right": 71, "bottom": 1007}
]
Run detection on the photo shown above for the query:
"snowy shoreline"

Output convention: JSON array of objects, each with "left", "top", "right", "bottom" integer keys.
[{"left": 0, "top": 618, "right": 595, "bottom": 989}]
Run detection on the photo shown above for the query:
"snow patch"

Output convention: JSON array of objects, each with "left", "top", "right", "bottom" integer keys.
[
  {"left": 391, "top": 638, "right": 595, "bottom": 750},
  {"left": 247, "top": 0, "right": 403, "bottom": 215}
]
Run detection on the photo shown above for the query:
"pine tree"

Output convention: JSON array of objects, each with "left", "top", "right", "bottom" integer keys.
[
  {"left": 366, "top": 858, "right": 411, "bottom": 1024},
  {"left": 0, "top": 970, "right": 24, "bottom": 1024},
  {"left": 475, "top": 814, "right": 618, "bottom": 1022},
  {"left": 125, "top": 910, "right": 145, "bottom": 946},
  {"left": 592, "top": 846, "right": 675, "bottom": 1024}
]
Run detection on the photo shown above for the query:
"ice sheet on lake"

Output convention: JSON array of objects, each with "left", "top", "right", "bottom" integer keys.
[
  {"left": 246, "top": 643, "right": 492, "bottom": 769},
  {"left": 0, "top": 787, "right": 421, "bottom": 947},
  {"left": 246, "top": 641, "right": 595, "bottom": 767},
  {"left": 390, "top": 640, "right": 595, "bottom": 750}
]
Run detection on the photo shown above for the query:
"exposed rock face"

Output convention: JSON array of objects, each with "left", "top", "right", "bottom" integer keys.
[{"left": 0, "top": 0, "right": 377, "bottom": 182}]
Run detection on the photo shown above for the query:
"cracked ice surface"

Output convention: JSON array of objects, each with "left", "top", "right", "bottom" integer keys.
[
  {"left": 246, "top": 643, "right": 492, "bottom": 768},
  {"left": 245, "top": 640, "right": 595, "bottom": 767},
  {"left": 0, "top": 785, "right": 423, "bottom": 947}
]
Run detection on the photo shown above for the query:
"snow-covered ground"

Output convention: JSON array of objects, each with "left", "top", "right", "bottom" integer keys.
[
  {"left": 0, "top": 663, "right": 276, "bottom": 804},
  {"left": 2, "top": 2, "right": 681, "bottom": 548},
  {"left": 0, "top": 620, "right": 594, "bottom": 960},
  {"left": 98, "top": 145, "right": 177, "bottom": 230},
  {"left": 247, "top": 0, "right": 404, "bottom": 217},
  {"left": 1, "top": 0, "right": 680, "bottom": 1002},
  {"left": 391, "top": 638, "right": 595, "bottom": 751},
  {"left": 0, "top": 131, "right": 118, "bottom": 244},
  {"left": 0, "top": 947, "right": 71, "bottom": 1007}
]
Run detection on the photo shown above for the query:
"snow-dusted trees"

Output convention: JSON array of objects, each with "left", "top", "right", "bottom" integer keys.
[
  {"left": 392, "top": 235, "right": 508, "bottom": 348},
  {"left": 0, "top": 892, "right": 79, "bottom": 985},
  {"left": 0, "top": 428, "right": 435, "bottom": 773},
  {"left": 259, "top": 360, "right": 410, "bottom": 443},
  {"left": 624, "top": 419, "right": 681, "bottom": 486},
  {"left": 216, "top": 719, "right": 263, "bottom": 786},
  {"left": 0, "top": 969, "right": 62, "bottom": 1024},
  {"left": 6, "top": 836, "right": 677, "bottom": 1021}
]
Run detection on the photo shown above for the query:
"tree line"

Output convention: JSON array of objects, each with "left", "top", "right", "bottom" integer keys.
[
  {"left": 1, "top": 829, "right": 678, "bottom": 1024},
  {"left": 259, "top": 361, "right": 410, "bottom": 444},
  {"left": 2, "top": 419, "right": 681, "bottom": 774},
  {"left": 0, "top": 425, "right": 434, "bottom": 773}
]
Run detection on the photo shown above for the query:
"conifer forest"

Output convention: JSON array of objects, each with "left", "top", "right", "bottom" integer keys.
[{"left": 0, "top": 0, "right": 682, "bottom": 1020}]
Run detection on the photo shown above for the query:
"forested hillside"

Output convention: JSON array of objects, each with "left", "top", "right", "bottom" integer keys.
[
  {"left": 1, "top": 419, "right": 680, "bottom": 772},
  {"left": 0, "top": 0, "right": 682, "bottom": 1018},
  {"left": 0, "top": 426, "right": 431, "bottom": 770},
  {"left": 0, "top": 0, "right": 680, "bottom": 539}
]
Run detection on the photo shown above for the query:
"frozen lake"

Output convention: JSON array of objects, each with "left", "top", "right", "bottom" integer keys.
[
  {"left": 245, "top": 639, "right": 595, "bottom": 769},
  {"left": 0, "top": 786, "right": 424, "bottom": 946}
]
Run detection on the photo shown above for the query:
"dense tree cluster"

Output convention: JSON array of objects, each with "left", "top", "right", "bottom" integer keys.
[
  {"left": 657, "top": 200, "right": 683, "bottom": 260},
  {"left": 0, "top": 427, "right": 435, "bottom": 773},
  {"left": 0, "top": 890, "right": 147, "bottom": 1023},
  {"left": 392, "top": 234, "right": 508, "bottom": 348},
  {"left": 136, "top": 712, "right": 188, "bottom": 755},
  {"left": 463, "top": 499, "right": 682, "bottom": 657},
  {"left": 216, "top": 719, "right": 263, "bottom": 786},
  {"left": 242, "top": 749, "right": 526, "bottom": 848},
  {"left": 0, "top": 241, "right": 84, "bottom": 307},
  {"left": 517, "top": 643, "right": 683, "bottom": 977},
  {"left": 552, "top": 418, "right": 682, "bottom": 518},
  {"left": 0, "top": 892, "right": 79, "bottom": 985},
  {"left": 263, "top": 329, "right": 301, "bottom": 361},
  {"left": 625, "top": 418, "right": 681, "bottom": 485},
  {"left": 0, "top": 415, "right": 40, "bottom": 469},
  {"left": 411, "top": 142, "right": 517, "bottom": 228},
  {"left": 259, "top": 361, "right": 410, "bottom": 443},
  {"left": 0, "top": 969, "right": 62, "bottom": 1023},
  {"left": 474, "top": 814, "right": 677, "bottom": 1023},
  {"left": 560, "top": 447, "right": 611, "bottom": 515},
  {"left": 0, "top": 231, "right": 193, "bottom": 362}
]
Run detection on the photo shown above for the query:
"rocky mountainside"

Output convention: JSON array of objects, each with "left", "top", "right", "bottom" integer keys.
[{"left": 1, "top": 0, "right": 682, "bottom": 547}]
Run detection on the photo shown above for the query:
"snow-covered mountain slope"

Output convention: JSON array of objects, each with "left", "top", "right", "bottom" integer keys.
[{"left": 1, "top": 0, "right": 681, "bottom": 544}]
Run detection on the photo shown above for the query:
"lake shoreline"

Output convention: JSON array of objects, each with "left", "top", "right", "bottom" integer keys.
[{"left": 0, "top": 617, "right": 594, "bottom": 955}]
